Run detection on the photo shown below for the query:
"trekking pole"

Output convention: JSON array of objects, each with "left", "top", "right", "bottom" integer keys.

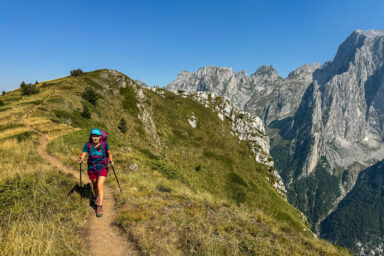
[
  {"left": 110, "top": 162, "right": 123, "bottom": 193},
  {"left": 79, "top": 162, "right": 82, "bottom": 186}
]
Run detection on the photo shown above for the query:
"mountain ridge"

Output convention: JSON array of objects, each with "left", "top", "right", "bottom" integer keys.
[{"left": 164, "top": 29, "right": 384, "bottom": 255}]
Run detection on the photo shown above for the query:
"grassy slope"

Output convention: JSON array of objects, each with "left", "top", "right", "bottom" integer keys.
[
  {"left": 0, "top": 86, "right": 89, "bottom": 255},
  {"left": 0, "top": 69, "right": 351, "bottom": 255}
]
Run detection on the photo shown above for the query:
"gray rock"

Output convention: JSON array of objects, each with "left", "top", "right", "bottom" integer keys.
[
  {"left": 168, "top": 89, "right": 286, "bottom": 196},
  {"left": 164, "top": 29, "right": 384, "bottom": 254},
  {"left": 128, "top": 163, "right": 139, "bottom": 172}
]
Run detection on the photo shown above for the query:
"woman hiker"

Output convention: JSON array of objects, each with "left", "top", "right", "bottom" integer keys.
[{"left": 78, "top": 128, "right": 114, "bottom": 217}]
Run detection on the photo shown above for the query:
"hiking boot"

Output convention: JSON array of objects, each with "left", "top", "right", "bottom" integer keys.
[
  {"left": 91, "top": 195, "right": 99, "bottom": 207},
  {"left": 96, "top": 205, "right": 103, "bottom": 217}
]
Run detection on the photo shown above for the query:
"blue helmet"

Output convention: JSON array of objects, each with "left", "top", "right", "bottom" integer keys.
[{"left": 90, "top": 128, "right": 102, "bottom": 136}]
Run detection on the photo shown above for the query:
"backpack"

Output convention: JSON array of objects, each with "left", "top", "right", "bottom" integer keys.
[{"left": 87, "top": 130, "right": 108, "bottom": 171}]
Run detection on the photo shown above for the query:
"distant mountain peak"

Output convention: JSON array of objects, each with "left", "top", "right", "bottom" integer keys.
[
  {"left": 195, "top": 66, "right": 233, "bottom": 74},
  {"left": 251, "top": 65, "right": 279, "bottom": 77},
  {"left": 353, "top": 29, "right": 384, "bottom": 38},
  {"left": 288, "top": 62, "right": 320, "bottom": 79}
]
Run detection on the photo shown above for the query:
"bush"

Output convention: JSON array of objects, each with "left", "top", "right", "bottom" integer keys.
[
  {"left": 2, "top": 91, "right": 5, "bottom": 96},
  {"left": 0, "top": 100, "right": 4, "bottom": 106},
  {"left": 118, "top": 118, "right": 127, "bottom": 133},
  {"left": 70, "top": 68, "right": 83, "bottom": 76},
  {"left": 16, "top": 131, "right": 32, "bottom": 142},
  {"left": 81, "top": 105, "right": 91, "bottom": 119},
  {"left": 156, "top": 184, "right": 172, "bottom": 193},
  {"left": 81, "top": 87, "right": 99, "bottom": 105},
  {"left": 20, "top": 81, "right": 39, "bottom": 95}
]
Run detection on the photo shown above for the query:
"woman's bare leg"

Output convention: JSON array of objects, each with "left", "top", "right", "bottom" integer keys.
[
  {"left": 97, "top": 176, "right": 106, "bottom": 205},
  {"left": 91, "top": 179, "right": 98, "bottom": 202}
]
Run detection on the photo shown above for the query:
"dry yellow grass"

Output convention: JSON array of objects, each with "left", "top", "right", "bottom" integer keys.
[{"left": 0, "top": 80, "right": 89, "bottom": 255}]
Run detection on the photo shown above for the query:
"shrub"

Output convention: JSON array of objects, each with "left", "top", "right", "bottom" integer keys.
[
  {"left": 118, "top": 118, "right": 127, "bottom": 133},
  {"left": 2, "top": 91, "right": 5, "bottom": 95},
  {"left": 0, "top": 100, "right": 4, "bottom": 106},
  {"left": 156, "top": 184, "right": 172, "bottom": 193},
  {"left": 70, "top": 68, "right": 83, "bottom": 76},
  {"left": 81, "top": 87, "right": 99, "bottom": 105},
  {"left": 81, "top": 105, "right": 91, "bottom": 119},
  {"left": 16, "top": 131, "right": 32, "bottom": 142},
  {"left": 20, "top": 81, "right": 39, "bottom": 95},
  {"left": 229, "top": 172, "right": 248, "bottom": 187},
  {"left": 232, "top": 187, "right": 246, "bottom": 205}
]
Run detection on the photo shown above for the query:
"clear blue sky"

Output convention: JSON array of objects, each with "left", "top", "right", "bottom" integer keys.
[{"left": 1, "top": 0, "right": 383, "bottom": 91}]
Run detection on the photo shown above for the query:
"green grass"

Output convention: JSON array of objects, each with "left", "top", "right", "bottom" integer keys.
[
  {"left": 14, "top": 131, "right": 34, "bottom": 142},
  {"left": 0, "top": 123, "right": 23, "bottom": 132},
  {"left": 0, "top": 68, "right": 352, "bottom": 256},
  {"left": 0, "top": 107, "right": 12, "bottom": 112},
  {"left": 0, "top": 171, "right": 88, "bottom": 255},
  {"left": 120, "top": 85, "right": 139, "bottom": 117}
]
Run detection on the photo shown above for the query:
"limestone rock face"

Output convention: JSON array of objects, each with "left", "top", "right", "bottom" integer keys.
[
  {"left": 166, "top": 63, "right": 318, "bottom": 125},
  {"left": 294, "top": 30, "right": 384, "bottom": 175},
  {"left": 164, "top": 29, "right": 384, "bottom": 255},
  {"left": 163, "top": 88, "right": 286, "bottom": 196}
]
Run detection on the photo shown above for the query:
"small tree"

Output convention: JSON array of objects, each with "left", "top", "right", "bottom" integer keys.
[
  {"left": 118, "top": 118, "right": 127, "bottom": 133},
  {"left": 2, "top": 91, "right": 5, "bottom": 96},
  {"left": 20, "top": 81, "right": 39, "bottom": 95},
  {"left": 81, "top": 87, "right": 99, "bottom": 105},
  {"left": 81, "top": 105, "right": 91, "bottom": 119},
  {"left": 70, "top": 68, "right": 84, "bottom": 76}
]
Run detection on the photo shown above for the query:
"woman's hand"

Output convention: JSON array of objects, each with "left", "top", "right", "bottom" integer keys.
[
  {"left": 78, "top": 152, "right": 86, "bottom": 164},
  {"left": 109, "top": 160, "right": 114, "bottom": 166}
]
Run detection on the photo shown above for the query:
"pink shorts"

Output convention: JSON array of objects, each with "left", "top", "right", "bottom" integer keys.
[{"left": 88, "top": 167, "right": 108, "bottom": 180}]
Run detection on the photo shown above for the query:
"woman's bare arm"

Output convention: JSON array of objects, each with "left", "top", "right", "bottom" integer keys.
[
  {"left": 78, "top": 152, "right": 86, "bottom": 163},
  {"left": 107, "top": 150, "right": 114, "bottom": 166}
]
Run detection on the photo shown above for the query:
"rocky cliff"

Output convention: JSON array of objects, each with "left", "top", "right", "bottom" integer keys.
[
  {"left": 165, "top": 29, "right": 384, "bottom": 255},
  {"left": 166, "top": 63, "right": 319, "bottom": 125}
]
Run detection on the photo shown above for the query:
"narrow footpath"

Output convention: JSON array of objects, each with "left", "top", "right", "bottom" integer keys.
[{"left": 21, "top": 90, "right": 140, "bottom": 256}]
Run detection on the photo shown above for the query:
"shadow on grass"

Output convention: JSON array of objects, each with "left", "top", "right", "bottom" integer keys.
[{"left": 67, "top": 183, "right": 96, "bottom": 210}]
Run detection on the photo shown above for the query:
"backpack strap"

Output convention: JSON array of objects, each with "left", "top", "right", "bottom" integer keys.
[
  {"left": 87, "top": 142, "right": 97, "bottom": 171},
  {"left": 101, "top": 141, "right": 108, "bottom": 165},
  {"left": 87, "top": 142, "right": 92, "bottom": 154},
  {"left": 100, "top": 141, "right": 106, "bottom": 155}
]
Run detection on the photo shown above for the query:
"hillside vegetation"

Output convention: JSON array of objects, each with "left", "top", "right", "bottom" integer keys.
[{"left": 0, "top": 69, "right": 351, "bottom": 255}]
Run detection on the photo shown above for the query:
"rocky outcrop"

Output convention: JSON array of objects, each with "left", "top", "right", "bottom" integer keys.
[
  {"left": 166, "top": 63, "right": 318, "bottom": 125},
  {"left": 288, "top": 29, "right": 384, "bottom": 182},
  {"left": 161, "top": 87, "right": 286, "bottom": 196},
  {"left": 164, "top": 29, "right": 384, "bottom": 255}
]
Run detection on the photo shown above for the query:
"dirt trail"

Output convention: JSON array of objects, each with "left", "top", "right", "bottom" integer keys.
[{"left": 21, "top": 92, "right": 140, "bottom": 256}]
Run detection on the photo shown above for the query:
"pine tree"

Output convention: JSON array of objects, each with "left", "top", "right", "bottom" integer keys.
[{"left": 81, "top": 87, "right": 99, "bottom": 105}]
